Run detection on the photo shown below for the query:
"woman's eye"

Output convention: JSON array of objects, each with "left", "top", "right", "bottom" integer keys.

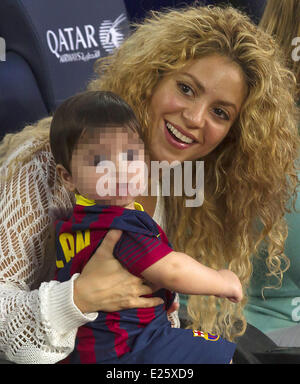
[
  {"left": 214, "top": 108, "right": 229, "bottom": 121},
  {"left": 178, "top": 82, "right": 194, "bottom": 96}
]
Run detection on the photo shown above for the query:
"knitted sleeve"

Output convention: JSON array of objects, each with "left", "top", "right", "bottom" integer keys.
[{"left": 0, "top": 141, "right": 96, "bottom": 364}]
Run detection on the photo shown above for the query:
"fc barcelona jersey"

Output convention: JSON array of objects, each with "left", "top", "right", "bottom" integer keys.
[{"left": 54, "top": 194, "right": 175, "bottom": 363}]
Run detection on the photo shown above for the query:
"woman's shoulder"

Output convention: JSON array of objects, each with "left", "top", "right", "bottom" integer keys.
[
  {"left": 0, "top": 117, "right": 53, "bottom": 171},
  {"left": 0, "top": 139, "right": 56, "bottom": 193},
  {"left": 2, "top": 138, "right": 52, "bottom": 169},
  {"left": 0, "top": 118, "right": 72, "bottom": 200},
  {"left": 0, "top": 133, "right": 75, "bottom": 217}
]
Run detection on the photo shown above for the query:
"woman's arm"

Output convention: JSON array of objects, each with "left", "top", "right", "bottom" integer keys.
[
  {"left": 141, "top": 251, "right": 243, "bottom": 303},
  {"left": 0, "top": 146, "right": 83, "bottom": 363}
]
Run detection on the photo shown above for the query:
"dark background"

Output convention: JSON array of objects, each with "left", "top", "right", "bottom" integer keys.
[{"left": 124, "top": 0, "right": 267, "bottom": 25}]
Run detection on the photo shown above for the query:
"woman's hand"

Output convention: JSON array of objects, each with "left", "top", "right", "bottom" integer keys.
[{"left": 73, "top": 229, "right": 164, "bottom": 314}]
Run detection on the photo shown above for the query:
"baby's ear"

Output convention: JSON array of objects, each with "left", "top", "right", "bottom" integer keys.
[{"left": 56, "top": 164, "right": 76, "bottom": 192}]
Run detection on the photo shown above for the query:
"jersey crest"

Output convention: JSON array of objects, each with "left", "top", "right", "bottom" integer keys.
[{"left": 193, "top": 330, "right": 220, "bottom": 341}]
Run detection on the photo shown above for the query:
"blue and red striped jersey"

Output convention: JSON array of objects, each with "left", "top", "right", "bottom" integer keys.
[{"left": 54, "top": 195, "right": 175, "bottom": 363}]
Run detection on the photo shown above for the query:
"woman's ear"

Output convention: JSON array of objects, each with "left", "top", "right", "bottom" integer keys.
[{"left": 56, "top": 164, "right": 76, "bottom": 192}]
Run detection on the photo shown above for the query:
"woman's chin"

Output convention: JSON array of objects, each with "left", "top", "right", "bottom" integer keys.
[{"left": 149, "top": 148, "right": 182, "bottom": 164}]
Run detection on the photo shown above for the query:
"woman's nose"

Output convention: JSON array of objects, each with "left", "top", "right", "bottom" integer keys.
[{"left": 182, "top": 102, "right": 206, "bottom": 129}]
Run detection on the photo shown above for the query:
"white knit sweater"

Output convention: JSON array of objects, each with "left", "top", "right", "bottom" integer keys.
[{"left": 0, "top": 139, "right": 179, "bottom": 364}]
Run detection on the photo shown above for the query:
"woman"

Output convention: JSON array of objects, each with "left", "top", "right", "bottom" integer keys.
[{"left": 0, "top": 5, "right": 298, "bottom": 363}]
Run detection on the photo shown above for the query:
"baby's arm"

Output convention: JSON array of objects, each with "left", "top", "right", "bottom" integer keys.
[{"left": 141, "top": 251, "right": 243, "bottom": 303}]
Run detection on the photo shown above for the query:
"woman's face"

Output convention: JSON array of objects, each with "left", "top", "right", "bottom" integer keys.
[{"left": 148, "top": 55, "right": 248, "bottom": 163}]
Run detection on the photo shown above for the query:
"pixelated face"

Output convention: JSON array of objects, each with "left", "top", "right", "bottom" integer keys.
[
  {"left": 70, "top": 126, "right": 146, "bottom": 205},
  {"left": 148, "top": 55, "right": 247, "bottom": 163}
]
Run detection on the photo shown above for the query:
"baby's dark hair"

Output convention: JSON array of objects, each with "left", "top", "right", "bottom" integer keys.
[{"left": 50, "top": 90, "right": 140, "bottom": 173}]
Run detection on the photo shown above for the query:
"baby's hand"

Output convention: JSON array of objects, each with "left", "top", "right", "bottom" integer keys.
[{"left": 217, "top": 269, "right": 243, "bottom": 303}]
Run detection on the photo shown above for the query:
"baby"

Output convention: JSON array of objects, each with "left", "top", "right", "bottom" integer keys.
[{"left": 50, "top": 90, "right": 242, "bottom": 364}]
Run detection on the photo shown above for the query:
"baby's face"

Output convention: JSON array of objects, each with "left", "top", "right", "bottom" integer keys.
[{"left": 70, "top": 126, "right": 146, "bottom": 205}]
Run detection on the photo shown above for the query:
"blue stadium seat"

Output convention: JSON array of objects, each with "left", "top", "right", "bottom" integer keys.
[
  {"left": 0, "top": 0, "right": 130, "bottom": 140},
  {"left": 124, "top": 0, "right": 267, "bottom": 25}
]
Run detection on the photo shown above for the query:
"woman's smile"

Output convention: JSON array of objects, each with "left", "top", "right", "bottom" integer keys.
[{"left": 164, "top": 120, "right": 198, "bottom": 149}]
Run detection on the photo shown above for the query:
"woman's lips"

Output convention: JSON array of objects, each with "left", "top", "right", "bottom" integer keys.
[
  {"left": 164, "top": 121, "right": 197, "bottom": 149},
  {"left": 167, "top": 121, "right": 198, "bottom": 142}
]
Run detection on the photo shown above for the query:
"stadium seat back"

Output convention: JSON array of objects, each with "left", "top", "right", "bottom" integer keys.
[{"left": 0, "top": 0, "right": 130, "bottom": 140}]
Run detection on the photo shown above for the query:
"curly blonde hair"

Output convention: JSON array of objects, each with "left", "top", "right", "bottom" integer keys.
[
  {"left": 88, "top": 5, "right": 299, "bottom": 340},
  {"left": 0, "top": 5, "right": 299, "bottom": 341},
  {"left": 259, "top": 0, "right": 300, "bottom": 99}
]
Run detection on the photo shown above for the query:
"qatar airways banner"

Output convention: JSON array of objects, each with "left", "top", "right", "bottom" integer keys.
[
  {"left": 46, "top": 13, "right": 127, "bottom": 64},
  {"left": 0, "top": 0, "right": 130, "bottom": 108}
]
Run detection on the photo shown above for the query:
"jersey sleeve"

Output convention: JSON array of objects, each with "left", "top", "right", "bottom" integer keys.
[{"left": 113, "top": 230, "right": 173, "bottom": 277}]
